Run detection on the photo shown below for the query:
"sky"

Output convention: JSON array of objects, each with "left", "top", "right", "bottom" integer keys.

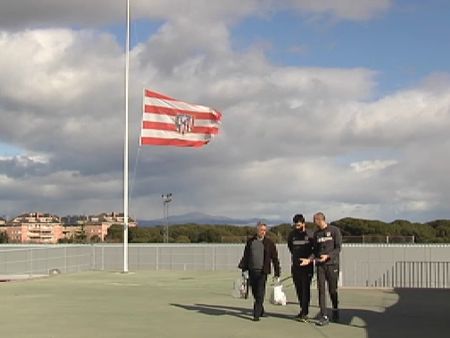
[{"left": 0, "top": 0, "right": 449, "bottom": 223}]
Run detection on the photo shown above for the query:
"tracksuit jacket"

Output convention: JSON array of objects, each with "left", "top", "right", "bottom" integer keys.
[{"left": 312, "top": 225, "right": 342, "bottom": 265}]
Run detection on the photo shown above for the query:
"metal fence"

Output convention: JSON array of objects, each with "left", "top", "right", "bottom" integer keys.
[
  {"left": 0, "top": 245, "right": 92, "bottom": 277},
  {"left": 1, "top": 244, "right": 449, "bottom": 288},
  {"left": 340, "top": 244, "right": 450, "bottom": 288}
]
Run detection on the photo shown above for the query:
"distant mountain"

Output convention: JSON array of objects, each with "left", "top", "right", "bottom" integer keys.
[{"left": 138, "top": 212, "right": 286, "bottom": 227}]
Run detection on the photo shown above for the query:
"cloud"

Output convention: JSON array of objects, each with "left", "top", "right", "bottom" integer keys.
[
  {"left": 0, "top": 29, "right": 125, "bottom": 174},
  {"left": 0, "top": 169, "right": 123, "bottom": 218},
  {"left": 344, "top": 81, "right": 450, "bottom": 148},
  {"left": 0, "top": 0, "right": 392, "bottom": 31},
  {"left": 0, "top": 0, "right": 122, "bottom": 29},
  {"left": 0, "top": 154, "right": 50, "bottom": 178},
  {"left": 350, "top": 160, "right": 398, "bottom": 174},
  {"left": 0, "top": 0, "right": 269, "bottom": 30},
  {"left": 0, "top": 1, "right": 449, "bottom": 223}
]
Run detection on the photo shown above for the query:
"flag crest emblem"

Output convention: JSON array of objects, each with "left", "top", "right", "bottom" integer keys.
[{"left": 175, "top": 114, "right": 194, "bottom": 135}]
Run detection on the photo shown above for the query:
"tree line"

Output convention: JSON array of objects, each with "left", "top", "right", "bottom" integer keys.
[
  {"left": 104, "top": 218, "right": 450, "bottom": 244},
  {"left": 1, "top": 217, "right": 447, "bottom": 244}
]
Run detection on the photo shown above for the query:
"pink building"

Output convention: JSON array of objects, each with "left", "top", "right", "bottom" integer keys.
[
  {"left": 85, "top": 212, "right": 137, "bottom": 241},
  {"left": 5, "top": 212, "right": 63, "bottom": 244},
  {"left": 2, "top": 212, "right": 137, "bottom": 243}
]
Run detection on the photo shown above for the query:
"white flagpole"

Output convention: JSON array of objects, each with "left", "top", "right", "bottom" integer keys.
[{"left": 123, "top": 0, "right": 130, "bottom": 273}]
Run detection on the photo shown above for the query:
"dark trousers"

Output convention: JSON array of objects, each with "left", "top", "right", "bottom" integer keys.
[
  {"left": 292, "top": 265, "right": 313, "bottom": 315},
  {"left": 317, "top": 264, "right": 339, "bottom": 316},
  {"left": 249, "top": 270, "right": 267, "bottom": 318}
]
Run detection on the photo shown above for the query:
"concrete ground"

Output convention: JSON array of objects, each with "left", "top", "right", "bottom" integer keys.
[{"left": 0, "top": 270, "right": 448, "bottom": 338}]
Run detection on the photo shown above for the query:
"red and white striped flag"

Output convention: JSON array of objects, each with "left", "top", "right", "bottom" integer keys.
[{"left": 140, "top": 89, "right": 222, "bottom": 147}]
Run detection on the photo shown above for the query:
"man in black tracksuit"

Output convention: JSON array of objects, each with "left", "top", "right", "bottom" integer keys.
[
  {"left": 287, "top": 214, "right": 314, "bottom": 322},
  {"left": 302, "top": 212, "right": 342, "bottom": 326},
  {"left": 239, "top": 222, "right": 281, "bottom": 321}
]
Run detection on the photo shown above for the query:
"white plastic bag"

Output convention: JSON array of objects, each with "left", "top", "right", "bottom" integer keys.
[{"left": 270, "top": 284, "right": 287, "bottom": 306}]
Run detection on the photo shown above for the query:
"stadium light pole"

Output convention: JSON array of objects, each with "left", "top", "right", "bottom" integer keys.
[{"left": 161, "top": 193, "right": 173, "bottom": 243}]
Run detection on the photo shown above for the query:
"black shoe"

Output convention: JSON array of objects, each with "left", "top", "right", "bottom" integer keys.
[
  {"left": 260, "top": 308, "right": 267, "bottom": 317},
  {"left": 316, "top": 315, "right": 329, "bottom": 326},
  {"left": 253, "top": 317, "right": 260, "bottom": 322},
  {"left": 261, "top": 307, "right": 266, "bottom": 316},
  {"left": 332, "top": 310, "right": 340, "bottom": 322},
  {"left": 297, "top": 314, "right": 310, "bottom": 323},
  {"left": 293, "top": 312, "right": 302, "bottom": 319}
]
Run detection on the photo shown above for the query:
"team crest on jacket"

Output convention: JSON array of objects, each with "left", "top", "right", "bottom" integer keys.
[{"left": 175, "top": 114, "right": 194, "bottom": 135}]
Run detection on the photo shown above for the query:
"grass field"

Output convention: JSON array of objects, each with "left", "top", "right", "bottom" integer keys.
[{"left": 0, "top": 270, "right": 448, "bottom": 338}]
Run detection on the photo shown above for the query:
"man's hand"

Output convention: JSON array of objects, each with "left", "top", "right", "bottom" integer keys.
[
  {"left": 299, "top": 258, "right": 311, "bottom": 266},
  {"left": 272, "top": 276, "right": 280, "bottom": 284},
  {"left": 242, "top": 270, "right": 249, "bottom": 279},
  {"left": 319, "top": 254, "right": 330, "bottom": 263}
]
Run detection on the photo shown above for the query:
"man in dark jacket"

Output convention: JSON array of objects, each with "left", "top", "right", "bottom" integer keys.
[
  {"left": 287, "top": 214, "right": 314, "bottom": 322},
  {"left": 239, "top": 222, "right": 281, "bottom": 321},
  {"left": 300, "top": 212, "right": 342, "bottom": 326}
]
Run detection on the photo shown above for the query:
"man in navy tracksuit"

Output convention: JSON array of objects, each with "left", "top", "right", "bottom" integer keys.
[
  {"left": 287, "top": 214, "right": 314, "bottom": 322},
  {"left": 300, "top": 212, "right": 342, "bottom": 326}
]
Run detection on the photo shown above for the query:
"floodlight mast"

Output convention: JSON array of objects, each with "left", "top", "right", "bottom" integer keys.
[{"left": 161, "top": 193, "right": 173, "bottom": 243}]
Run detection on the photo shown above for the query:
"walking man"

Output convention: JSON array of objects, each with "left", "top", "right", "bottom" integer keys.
[
  {"left": 300, "top": 212, "right": 342, "bottom": 326},
  {"left": 287, "top": 214, "right": 314, "bottom": 322},
  {"left": 239, "top": 221, "right": 281, "bottom": 321}
]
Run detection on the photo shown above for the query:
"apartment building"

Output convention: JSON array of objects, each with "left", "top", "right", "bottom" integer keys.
[
  {"left": 5, "top": 212, "right": 63, "bottom": 244},
  {"left": 1, "top": 212, "right": 137, "bottom": 244},
  {"left": 84, "top": 212, "right": 137, "bottom": 241},
  {"left": 0, "top": 217, "right": 6, "bottom": 241}
]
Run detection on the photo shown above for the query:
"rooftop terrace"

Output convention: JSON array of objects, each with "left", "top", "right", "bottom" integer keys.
[{"left": 1, "top": 270, "right": 448, "bottom": 338}]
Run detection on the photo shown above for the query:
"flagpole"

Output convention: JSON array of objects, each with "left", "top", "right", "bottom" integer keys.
[{"left": 123, "top": 0, "right": 130, "bottom": 273}]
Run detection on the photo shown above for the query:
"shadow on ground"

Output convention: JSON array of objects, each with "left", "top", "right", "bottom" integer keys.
[
  {"left": 171, "top": 303, "right": 300, "bottom": 322},
  {"left": 173, "top": 288, "right": 450, "bottom": 337},
  {"left": 347, "top": 288, "right": 450, "bottom": 338}
]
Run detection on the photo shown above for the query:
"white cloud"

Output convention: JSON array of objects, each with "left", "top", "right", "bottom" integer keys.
[
  {"left": 346, "top": 86, "right": 450, "bottom": 146},
  {"left": 0, "top": 29, "right": 121, "bottom": 108},
  {"left": 0, "top": 28, "right": 125, "bottom": 175},
  {"left": 350, "top": 160, "right": 398, "bottom": 174}
]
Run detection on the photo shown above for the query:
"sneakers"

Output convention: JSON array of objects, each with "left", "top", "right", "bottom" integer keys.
[
  {"left": 316, "top": 315, "right": 329, "bottom": 326},
  {"left": 316, "top": 310, "right": 339, "bottom": 326},
  {"left": 294, "top": 310, "right": 310, "bottom": 322},
  {"left": 297, "top": 314, "right": 310, "bottom": 323},
  {"left": 332, "top": 309, "right": 340, "bottom": 322}
]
